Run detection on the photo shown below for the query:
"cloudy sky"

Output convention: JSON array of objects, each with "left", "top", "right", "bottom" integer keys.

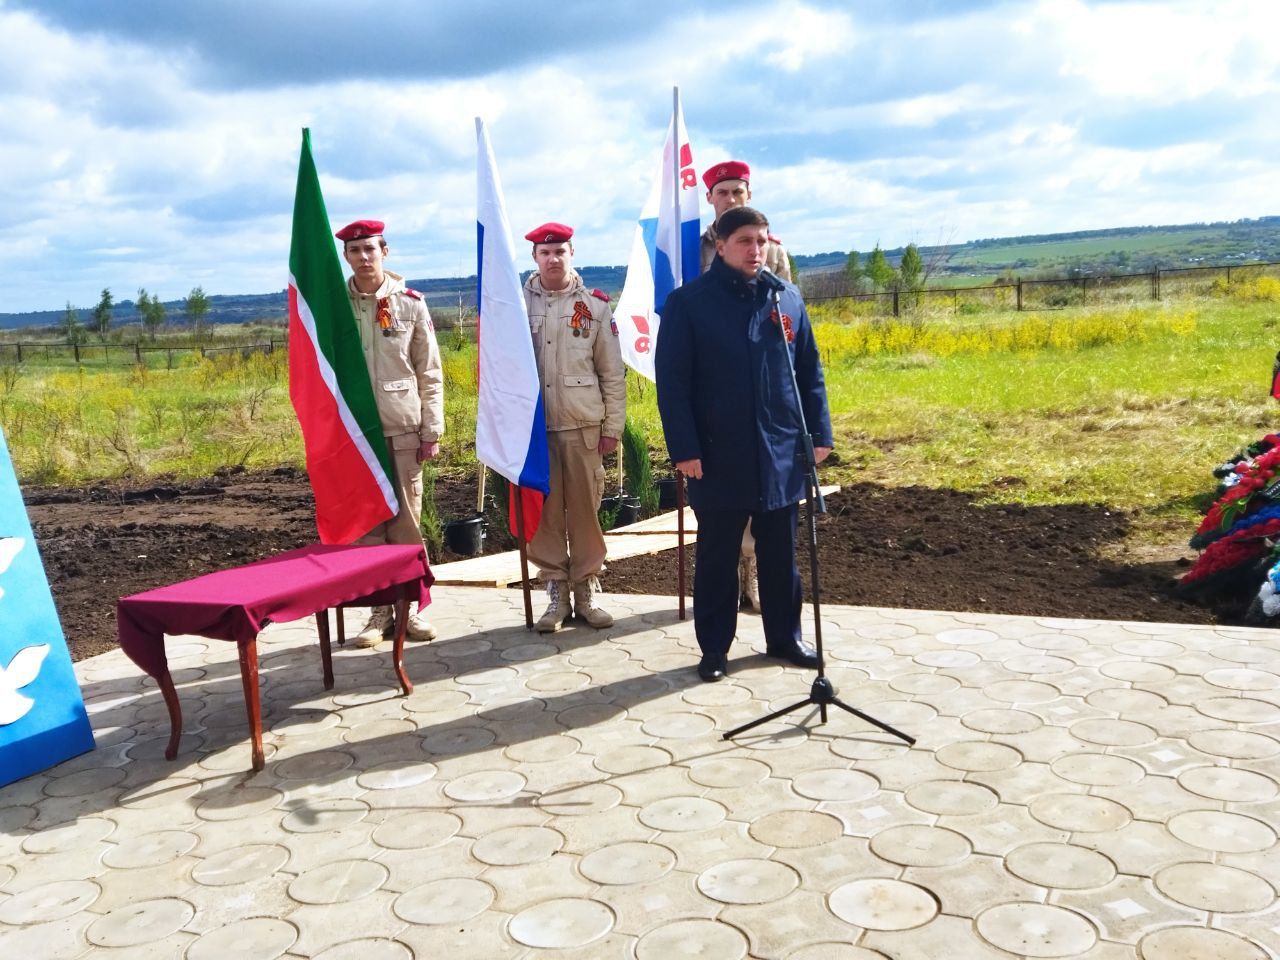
[{"left": 1, "top": 0, "right": 1277, "bottom": 313}]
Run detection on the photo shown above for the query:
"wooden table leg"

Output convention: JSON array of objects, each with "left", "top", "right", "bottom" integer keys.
[
  {"left": 238, "top": 637, "right": 265, "bottom": 772},
  {"left": 156, "top": 668, "right": 184, "bottom": 761},
  {"left": 316, "top": 608, "right": 335, "bottom": 690},
  {"left": 391, "top": 588, "right": 413, "bottom": 696},
  {"left": 336, "top": 607, "right": 346, "bottom": 646}
]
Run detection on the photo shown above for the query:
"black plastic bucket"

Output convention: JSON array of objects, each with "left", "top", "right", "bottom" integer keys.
[
  {"left": 443, "top": 515, "right": 486, "bottom": 556},
  {"left": 616, "top": 497, "right": 641, "bottom": 526},
  {"left": 656, "top": 477, "right": 679, "bottom": 509}
]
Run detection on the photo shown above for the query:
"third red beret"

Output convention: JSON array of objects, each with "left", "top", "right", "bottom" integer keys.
[
  {"left": 525, "top": 222, "right": 574, "bottom": 244},
  {"left": 702, "top": 160, "right": 751, "bottom": 190}
]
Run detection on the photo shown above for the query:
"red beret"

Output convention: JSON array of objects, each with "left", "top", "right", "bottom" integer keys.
[
  {"left": 335, "top": 219, "right": 385, "bottom": 242},
  {"left": 525, "top": 222, "right": 574, "bottom": 244},
  {"left": 702, "top": 160, "right": 751, "bottom": 190}
]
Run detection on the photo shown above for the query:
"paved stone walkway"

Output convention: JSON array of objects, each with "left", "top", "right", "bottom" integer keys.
[{"left": 2, "top": 587, "right": 1278, "bottom": 958}]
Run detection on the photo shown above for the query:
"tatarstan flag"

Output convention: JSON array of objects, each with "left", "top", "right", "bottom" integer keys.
[{"left": 287, "top": 128, "right": 397, "bottom": 544}]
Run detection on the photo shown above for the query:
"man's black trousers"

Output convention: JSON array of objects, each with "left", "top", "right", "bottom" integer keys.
[{"left": 692, "top": 504, "right": 802, "bottom": 657}]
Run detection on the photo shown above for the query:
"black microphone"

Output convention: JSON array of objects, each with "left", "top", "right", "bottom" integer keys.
[{"left": 756, "top": 266, "right": 786, "bottom": 291}]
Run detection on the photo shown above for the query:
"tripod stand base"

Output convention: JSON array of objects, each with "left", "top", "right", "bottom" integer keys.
[{"left": 722, "top": 676, "right": 917, "bottom": 745}]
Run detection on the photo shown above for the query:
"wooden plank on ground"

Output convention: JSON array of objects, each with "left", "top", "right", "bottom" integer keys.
[{"left": 607, "top": 484, "right": 840, "bottom": 535}]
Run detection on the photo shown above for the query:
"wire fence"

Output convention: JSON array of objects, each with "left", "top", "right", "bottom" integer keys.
[
  {"left": 3, "top": 258, "right": 1276, "bottom": 367},
  {"left": 0, "top": 338, "right": 287, "bottom": 369},
  {"left": 802, "top": 260, "right": 1280, "bottom": 318}
]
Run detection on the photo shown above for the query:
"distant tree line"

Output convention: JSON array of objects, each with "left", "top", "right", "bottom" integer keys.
[
  {"left": 839, "top": 242, "right": 927, "bottom": 295},
  {"left": 59, "top": 286, "right": 212, "bottom": 344}
]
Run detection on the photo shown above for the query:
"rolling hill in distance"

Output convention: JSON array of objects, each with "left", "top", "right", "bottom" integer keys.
[{"left": 4, "top": 216, "right": 1277, "bottom": 331}]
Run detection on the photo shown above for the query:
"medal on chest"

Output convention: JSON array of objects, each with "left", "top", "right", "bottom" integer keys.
[
  {"left": 377, "top": 297, "right": 395, "bottom": 337},
  {"left": 569, "top": 300, "right": 592, "bottom": 337}
]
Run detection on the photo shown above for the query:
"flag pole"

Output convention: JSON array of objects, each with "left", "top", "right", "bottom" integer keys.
[
  {"left": 677, "top": 473, "right": 687, "bottom": 619},
  {"left": 671, "top": 86, "right": 682, "bottom": 280},
  {"left": 514, "top": 489, "right": 534, "bottom": 629},
  {"left": 671, "top": 85, "right": 688, "bottom": 620}
]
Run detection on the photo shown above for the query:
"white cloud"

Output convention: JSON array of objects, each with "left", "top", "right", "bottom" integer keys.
[
  {"left": 754, "top": 3, "right": 857, "bottom": 71},
  {"left": 1028, "top": 0, "right": 1280, "bottom": 101},
  {"left": 0, "top": 0, "right": 1276, "bottom": 313}
]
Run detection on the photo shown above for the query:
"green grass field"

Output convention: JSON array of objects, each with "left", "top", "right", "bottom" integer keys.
[
  {"left": 952, "top": 231, "right": 1214, "bottom": 267},
  {"left": 945, "top": 222, "right": 1280, "bottom": 273},
  {"left": 4, "top": 285, "right": 1278, "bottom": 550}
]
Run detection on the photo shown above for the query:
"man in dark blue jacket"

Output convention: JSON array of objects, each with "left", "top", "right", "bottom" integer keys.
[{"left": 656, "top": 206, "right": 834, "bottom": 682}]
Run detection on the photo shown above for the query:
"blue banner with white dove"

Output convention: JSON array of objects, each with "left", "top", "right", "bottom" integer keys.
[
  {"left": 474, "top": 117, "right": 550, "bottom": 538},
  {"left": 0, "top": 428, "right": 94, "bottom": 786},
  {"left": 614, "top": 91, "right": 701, "bottom": 381}
]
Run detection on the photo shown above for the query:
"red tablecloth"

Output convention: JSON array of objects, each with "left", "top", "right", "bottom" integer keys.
[{"left": 117, "top": 544, "right": 432, "bottom": 678}]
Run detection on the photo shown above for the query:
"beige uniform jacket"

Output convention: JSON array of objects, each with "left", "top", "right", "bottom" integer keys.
[
  {"left": 523, "top": 270, "right": 626, "bottom": 438},
  {"left": 699, "top": 224, "right": 791, "bottom": 280},
  {"left": 347, "top": 270, "right": 445, "bottom": 443}
]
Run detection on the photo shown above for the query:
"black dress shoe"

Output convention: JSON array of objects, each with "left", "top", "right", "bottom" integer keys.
[
  {"left": 697, "top": 653, "right": 728, "bottom": 682},
  {"left": 765, "top": 641, "right": 820, "bottom": 669}
]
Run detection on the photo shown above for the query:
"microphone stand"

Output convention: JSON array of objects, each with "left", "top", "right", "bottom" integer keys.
[{"left": 723, "top": 275, "right": 915, "bottom": 746}]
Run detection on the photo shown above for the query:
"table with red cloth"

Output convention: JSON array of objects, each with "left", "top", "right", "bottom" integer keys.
[{"left": 117, "top": 543, "right": 433, "bottom": 771}]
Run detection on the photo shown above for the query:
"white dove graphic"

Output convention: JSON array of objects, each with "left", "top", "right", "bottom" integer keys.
[{"left": 0, "top": 644, "right": 50, "bottom": 725}]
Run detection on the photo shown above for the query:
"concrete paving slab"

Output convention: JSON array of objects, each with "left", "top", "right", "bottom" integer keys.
[{"left": 1, "top": 586, "right": 1278, "bottom": 958}]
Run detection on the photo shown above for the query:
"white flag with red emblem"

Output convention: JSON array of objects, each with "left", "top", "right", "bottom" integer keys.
[{"left": 614, "top": 90, "right": 700, "bottom": 381}]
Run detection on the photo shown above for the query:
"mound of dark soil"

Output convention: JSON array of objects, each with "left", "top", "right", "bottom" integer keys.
[
  {"left": 26, "top": 467, "right": 495, "bottom": 661},
  {"left": 602, "top": 483, "right": 1225, "bottom": 626},
  {"left": 24, "top": 470, "right": 1239, "bottom": 663}
]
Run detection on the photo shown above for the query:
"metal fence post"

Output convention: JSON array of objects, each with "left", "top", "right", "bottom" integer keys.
[
  {"left": 73, "top": 343, "right": 80, "bottom": 363},
  {"left": 1154, "top": 268, "right": 1161, "bottom": 300},
  {"left": 892, "top": 290, "right": 900, "bottom": 317},
  {"left": 1016, "top": 280, "right": 1023, "bottom": 311},
  {"left": 15, "top": 343, "right": 21, "bottom": 362},
  {"left": 135, "top": 343, "right": 142, "bottom": 362}
]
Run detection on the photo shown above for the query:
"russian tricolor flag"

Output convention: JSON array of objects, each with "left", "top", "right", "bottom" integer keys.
[
  {"left": 614, "top": 90, "right": 701, "bottom": 381},
  {"left": 474, "top": 118, "right": 549, "bottom": 540}
]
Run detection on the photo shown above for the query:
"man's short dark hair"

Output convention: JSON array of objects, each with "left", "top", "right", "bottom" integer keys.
[{"left": 716, "top": 206, "right": 768, "bottom": 238}]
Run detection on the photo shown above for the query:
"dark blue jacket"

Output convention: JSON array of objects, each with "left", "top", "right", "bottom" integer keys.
[{"left": 655, "top": 256, "right": 834, "bottom": 513}]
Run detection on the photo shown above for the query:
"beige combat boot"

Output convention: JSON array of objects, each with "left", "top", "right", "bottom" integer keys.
[
  {"left": 355, "top": 605, "right": 393, "bottom": 648},
  {"left": 573, "top": 576, "right": 614, "bottom": 629},
  {"left": 536, "top": 580, "right": 570, "bottom": 633},
  {"left": 739, "top": 554, "right": 761, "bottom": 613},
  {"left": 406, "top": 604, "right": 437, "bottom": 642}
]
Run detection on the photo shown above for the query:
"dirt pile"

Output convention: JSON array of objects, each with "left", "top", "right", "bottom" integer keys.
[{"left": 24, "top": 469, "right": 1234, "bottom": 663}]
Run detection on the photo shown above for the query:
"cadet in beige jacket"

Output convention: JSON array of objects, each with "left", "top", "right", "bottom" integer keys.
[
  {"left": 335, "top": 219, "right": 445, "bottom": 648},
  {"left": 699, "top": 160, "right": 791, "bottom": 281},
  {"left": 698, "top": 161, "right": 789, "bottom": 614},
  {"left": 522, "top": 222, "right": 626, "bottom": 632}
]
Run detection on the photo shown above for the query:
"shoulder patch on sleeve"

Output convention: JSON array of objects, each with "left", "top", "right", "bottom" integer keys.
[
  {"left": 404, "top": 288, "right": 423, "bottom": 300},
  {"left": 590, "top": 288, "right": 610, "bottom": 302}
]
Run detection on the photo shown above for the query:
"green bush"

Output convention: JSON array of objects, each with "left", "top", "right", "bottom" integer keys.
[
  {"left": 622, "top": 417, "right": 659, "bottom": 515},
  {"left": 419, "top": 467, "right": 444, "bottom": 554}
]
